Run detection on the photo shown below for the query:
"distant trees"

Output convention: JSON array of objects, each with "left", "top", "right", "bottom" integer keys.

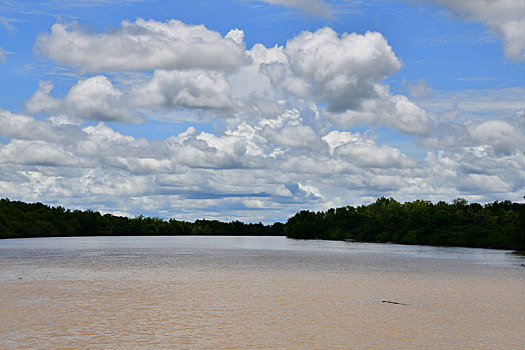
[
  {"left": 284, "top": 197, "right": 525, "bottom": 251},
  {"left": 0, "top": 198, "right": 283, "bottom": 239},
  {"left": 1, "top": 197, "right": 523, "bottom": 251}
]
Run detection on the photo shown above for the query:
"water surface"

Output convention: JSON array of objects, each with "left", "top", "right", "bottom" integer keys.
[{"left": 1, "top": 236, "right": 524, "bottom": 349}]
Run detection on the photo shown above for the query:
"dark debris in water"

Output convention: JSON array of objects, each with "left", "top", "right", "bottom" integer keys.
[{"left": 382, "top": 300, "right": 408, "bottom": 305}]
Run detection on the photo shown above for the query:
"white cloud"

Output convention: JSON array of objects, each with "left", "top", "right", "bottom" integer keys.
[
  {"left": 1, "top": 108, "right": 524, "bottom": 222},
  {"left": 5, "top": 16, "right": 524, "bottom": 222},
  {"left": 468, "top": 119, "right": 524, "bottom": 155},
  {"left": 29, "top": 21, "right": 430, "bottom": 136},
  {"left": 284, "top": 28, "right": 402, "bottom": 112},
  {"left": 323, "top": 130, "right": 417, "bottom": 168},
  {"left": 326, "top": 85, "right": 432, "bottom": 135},
  {"left": 241, "top": 28, "right": 429, "bottom": 135},
  {"left": 163, "top": 126, "right": 263, "bottom": 170},
  {"left": 420, "top": 111, "right": 525, "bottom": 163},
  {"left": 405, "top": 78, "right": 433, "bottom": 98},
  {"left": 65, "top": 76, "right": 126, "bottom": 120},
  {"left": 131, "top": 70, "right": 236, "bottom": 110},
  {"left": 423, "top": 147, "right": 524, "bottom": 198},
  {"left": 262, "top": 124, "right": 320, "bottom": 148},
  {"left": 0, "top": 108, "right": 80, "bottom": 143},
  {"left": 0, "top": 140, "right": 83, "bottom": 167},
  {"left": 25, "top": 81, "right": 60, "bottom": 114},
  {"left": 27, "top": 76, "right": 141, "bottom": 123},
  {"left": 248, "top": 43, "right": 288, "bottom": 65},
  {"left": 112, "top": 156, "right": 173, "bottom": 175},
  {"left": 78, "top": 122, "right": 155, "bottom": 158},
  {"left": 225, "top": 28, "right": 245, "bottom": 45},
  {"left": 34, "top": 19, "right": 249, "bottom": 72},
  {"left": 298, "top": 183, "right": 325, "bottom": 199}
]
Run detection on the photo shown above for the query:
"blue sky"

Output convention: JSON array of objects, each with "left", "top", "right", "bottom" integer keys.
[{"left": 1, "top": 0, "right": 525, "bottom": 222}]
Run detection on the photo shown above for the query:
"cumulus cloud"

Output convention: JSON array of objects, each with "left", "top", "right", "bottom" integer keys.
[
  {"left": 418, "top": 92, "right": 525, "bottom": 155},
  {"left": 405, "top": 78, "right": 433, "bottom": 98},
  {"left": 34, "top": 19, "right": 249, "bottom": 72},
  {"left": 65, "top": 76, "right": 127, "bottom": 120},
  {"left": 26, "top": 76, "right": 141, "bottom": 123},
  {"left": 424, "top": 146, "right": 524, "bottom": 197},
  {"left": 163, "top": 126, "right": 267, "bottom": 170},
  {"left": 468, "top": 119, "right": 525, "bottom": 155},
  {"left": 25, "top": 81, "right": 60, "bottom": 114},
  {"left": 254, "top": 108, "right": 326, "bottom": 150},
  {"left": 284, "top": 28, "right": 402, "bottom": 111},
  {"left": 246, "top": 27, "right": 431, "bottom": 135},
  {"left": 298, "top": 183, "right": 325, "bottom": 199},
  {"left": 420, "top": 0, "right": 525, "bottom": 61},
  {"left": 248, "top": 43, "right": 288, "bottom": 65},
  {"left": 1, "top": 107, "right": 524, "bottom": 222},
  {"left": 326, "top": 85, "right": 432, "bottom": 135},
  {"left": 258, "top": 0, "right": 332, "bottom": 18},
  {"left": 0, "top": 108, "right": 81, "bottom": 142},
  {"left": 131, "top": 70, "right": 236, "bottom": 110},
  {"left": 262, "top": 124, "right": 320, "bottom": 148},
  {"left": 29, "top": 21, "right": 429, "bottom": 136},
  {"left": 0, "top": 140, "right": 83, "bottom": 167},
  {"left": 323, "top": 130, "right": 417, "bottom": 168},
  {"left": 7, "top": 16, "right": 523, "bottom": 221}
]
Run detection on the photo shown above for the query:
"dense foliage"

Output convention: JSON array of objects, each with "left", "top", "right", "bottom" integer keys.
[
  {"left": 285, "top": 197, "right": 525, "bottom": 251},
  {"left": 0, "top": 199, "right": 283, "bottom": 239},
  {"left": 1, "top": 197, "right": 524, "bottom": 251}
]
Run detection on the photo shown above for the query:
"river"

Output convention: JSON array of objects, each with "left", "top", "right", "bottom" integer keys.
[{"left": 1, "top": 236, "right": 524, "bottom": 349}]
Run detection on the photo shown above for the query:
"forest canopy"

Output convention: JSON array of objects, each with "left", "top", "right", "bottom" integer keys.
[
  {"left": 0, "top": 198, "right": 283, "bottom": 239},
  {"left": 285, "top": 197, "right": 525, "bottom": 251},
  {"left": 0, "top": 197, "right": 524, "bottom": 251}
]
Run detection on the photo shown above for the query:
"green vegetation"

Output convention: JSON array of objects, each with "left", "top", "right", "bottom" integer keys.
[
  {"left": 1, "top": 197, "right": 524, "bottom": 251},
  {"left": 0, "top": 199, "right": 283, "bottom": 239},
  {"left": 285, "top": 197, "right": 525, "bottom": 251}
]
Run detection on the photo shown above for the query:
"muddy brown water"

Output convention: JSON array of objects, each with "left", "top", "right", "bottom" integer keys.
[{"left": 1, "top": 236, "right": 524, "bottom": 349}]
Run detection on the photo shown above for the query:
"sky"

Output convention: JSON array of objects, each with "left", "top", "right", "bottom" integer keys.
[{"left": 0, "top": 0, "right": 524, "bottom": 223}]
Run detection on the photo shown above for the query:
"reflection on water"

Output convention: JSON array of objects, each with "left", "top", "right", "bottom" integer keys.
[{"left": 1, "top": 236, "right": 524, "bottom": 349}]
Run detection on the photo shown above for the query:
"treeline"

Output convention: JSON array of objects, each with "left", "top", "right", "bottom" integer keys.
[
  {"left": 0, "top": 199, "right": 283, "bottom": 239},
  {"left": 1, "top": 197, "right": 524, "bottom": 251},
  {"left": 285, "top": 197, "right": 525, "bottom": 251}
]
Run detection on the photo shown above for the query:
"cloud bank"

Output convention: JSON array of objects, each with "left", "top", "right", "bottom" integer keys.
[{"left": 0, "top": 16, "right": 523, "bottom": 222}]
